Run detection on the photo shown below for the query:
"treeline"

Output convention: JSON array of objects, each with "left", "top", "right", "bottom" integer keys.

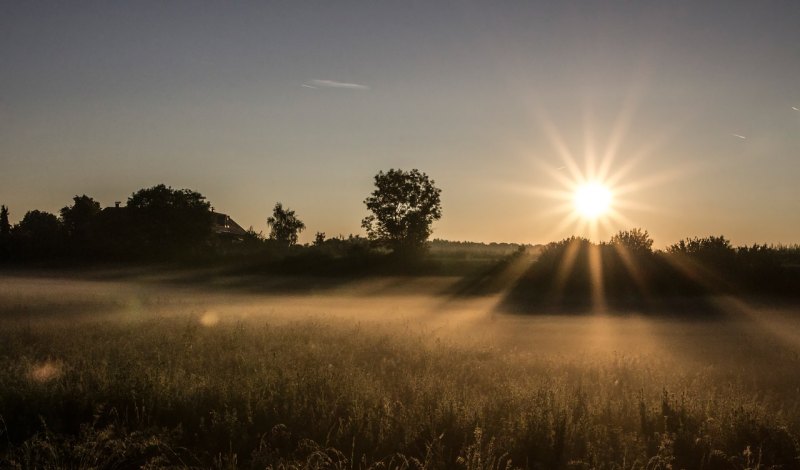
[
  {"left": 505, "top": 229, "right": 800, "bottom": 309},
  {"left": 2, "top": 183, "right": 800, "bottom": 298},
  {"left": 0, "top": 185, "right": 378, "bottom": 265},
  {"left": 0, "top": 169, "right": 447, "bottom": 266},
  {"left": 429, "top": 239, "right": 524, "bottom": 258},
  {"left": 1, "top": 185, "right": 224, "bottom": 263}
]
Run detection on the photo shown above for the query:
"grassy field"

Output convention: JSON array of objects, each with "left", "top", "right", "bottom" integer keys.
[{"left": 1, "top": 273, "right": 799, "bottom": 469}]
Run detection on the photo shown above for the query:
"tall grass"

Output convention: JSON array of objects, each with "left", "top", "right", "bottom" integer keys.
[{"left": 0, "top": 285, "right": 799, "bottom": 468}]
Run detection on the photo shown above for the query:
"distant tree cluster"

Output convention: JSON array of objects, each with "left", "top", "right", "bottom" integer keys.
[
  {"left": 0, "top": 168, "right": 445, "bottom": 265},
  {"left": 0, "top": 185, "right": 216, "bottom": 263},
  {"left": 509, "top": 229, "right": 800, "bottom": 309}
]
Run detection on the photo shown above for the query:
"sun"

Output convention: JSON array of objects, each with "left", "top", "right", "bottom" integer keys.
[
  {"left": 515, "top": 95, "right": 686, "bottom": 242},
  {"left": 574, "top": 182, "right": 612, "bottom": 219}
]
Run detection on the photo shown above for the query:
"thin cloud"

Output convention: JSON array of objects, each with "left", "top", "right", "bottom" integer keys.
[
  {"left": 732, "top": 133, "right": 747, "bottom": 140},
  {"left": 792, "top": 106, "right": 799, "bottom": 111},
  {"left": 303, "top": 79, "right": 369, "bottom": 90}
]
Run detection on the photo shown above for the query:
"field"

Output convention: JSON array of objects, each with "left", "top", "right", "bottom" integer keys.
[{"left": 1, "top": 272, "right": 800, "bottom": 469}]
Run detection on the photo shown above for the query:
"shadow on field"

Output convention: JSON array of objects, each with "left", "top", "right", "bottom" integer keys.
[
  {"left": 482, "top": 249, "right": 731, "bottom": 318},
  {"left": 0, "top": 298, "right": 126, "bottom": 319},
  {"left": 637, "top": 296, "right": 800, "bottom": 402},
  {"left": 433, "top": 250, "right": 730, "bottom": 319},
  {"left": 439, "top": 252, "right": 536, "bottom": 299},
  {"left": 495, "top": 291, "right": 727, "bottom": 318},
  {"left": 58, "top": 252, "right": 474, "bottom": 297},
  {"left": 69, "top": 264, "right": 363, "bottom": 295}
]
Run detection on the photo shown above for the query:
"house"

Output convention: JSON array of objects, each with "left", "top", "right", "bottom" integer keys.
[{"left": 212, "top": 212, "right": 248, "bottom": 240}]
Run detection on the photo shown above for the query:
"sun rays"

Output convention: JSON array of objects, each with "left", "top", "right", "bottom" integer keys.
[
  {"left": 535, "top": 122, "right": 642, "bottom": 243},
  {"left": 513, "top": 99, "right": 692, "bottom": 313},
  {"left": 510, "top": 81, "right": 699, "bottom": 247}
]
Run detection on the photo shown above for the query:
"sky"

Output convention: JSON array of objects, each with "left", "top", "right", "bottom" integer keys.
[{"left": 1, "top": 1, "right": 799, "bottom": 247}]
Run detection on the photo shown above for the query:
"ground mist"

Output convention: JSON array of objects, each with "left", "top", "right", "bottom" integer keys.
[{"left": 1, "top": 275, "right": 799, "bottom": 469}]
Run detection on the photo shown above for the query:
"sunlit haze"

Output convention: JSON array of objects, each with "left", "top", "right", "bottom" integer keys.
[{"left": 2, "top": 2, "right": 799, "bottom": 246}]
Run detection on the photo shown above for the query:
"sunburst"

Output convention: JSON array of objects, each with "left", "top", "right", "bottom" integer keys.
[
  {"left": 528, "top": 105, "right": 667, "bottom": 243},
  {"left": 573, "top": 182, "right": 612, "bottom": 219}
]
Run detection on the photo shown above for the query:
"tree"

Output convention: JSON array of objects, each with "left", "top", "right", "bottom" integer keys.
[
  {"left": 0, "top": 205, "right": 10, "bottom": 261},
  {"left": 0, "top": 205, "right": 9, "bottom": 238},
  {"left": 666, "top": 235, "right": 733, "bottom": 256},
  {"left": 61, "top": 195, "right": 101, "bottom": 236},
  {"left": 12, "top": 210, "right": 64, "bottom": 259},
  {"left": 127, "top": 184, "right": 213, "bottom": 257},
  {"left": 267, "top": 202, "right": 305, "bottom": 246},
  {"left": 60, "top": 195, "right": 101, "bottom": 257},
  {"left": 610, "top": 228, "right": 653, "bottom": 254},
  {"left": 666, "top": 235, "right": 736, "bottom": 269},
  {"left": 362, "top": 168, "right": 442, "bottom": 253}
]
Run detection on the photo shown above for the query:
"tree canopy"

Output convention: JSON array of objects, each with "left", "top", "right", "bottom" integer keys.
[
  {"left": 362, "top": 169, "right": 442, "bottom": 253},
  {"left": 267, "top": 202, "right": 305, "bottom": 246},
  {"left": 127, "top": 184, "right": 213, "bottom": 257},
  {"left": 0, "top": 205, "right": 11, "bottom": 261},
  {"left": 0, "top": 205, "right": 9, "bottom": 238},
  {"left": 610, "top": 228, "right": 654, "bottom": 254},
  {"left": 60, "top": 195, "right": 101, "bottom": 256},
  {"left": 12, "top": 210, "right": 63, "bottom": 259},
  {"left": 60, "top": 195, "right": 101, "bottom": 236}
]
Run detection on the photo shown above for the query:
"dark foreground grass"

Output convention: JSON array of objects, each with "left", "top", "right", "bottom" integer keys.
[{"left": 0, "top": 283, "right": 799, "bottom": 469}]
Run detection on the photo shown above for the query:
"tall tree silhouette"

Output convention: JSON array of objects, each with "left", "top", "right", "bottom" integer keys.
[
  {"left": 0, "top": 205, "right": 9, "bottom": 238},
  {"left": 362, "top": 169, "right": 442, "bottom": 253},
  {"left": 0, "top": 205, "right": 10, "bottom": 261},
  {"left": 267, "top": 202, "right": 305, "bottom": 246},
  {"left": 60, "top": 195, "right": 101, "bottom": 258}
]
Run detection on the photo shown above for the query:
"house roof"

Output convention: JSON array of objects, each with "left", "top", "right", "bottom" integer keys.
[{"left": 212, "top": 212, "right": 248, "bottom": 237}]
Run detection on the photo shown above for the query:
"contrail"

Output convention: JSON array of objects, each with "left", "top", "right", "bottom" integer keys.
[{"left": 303, "top": 79, "right": 369, "bottom": 90}]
